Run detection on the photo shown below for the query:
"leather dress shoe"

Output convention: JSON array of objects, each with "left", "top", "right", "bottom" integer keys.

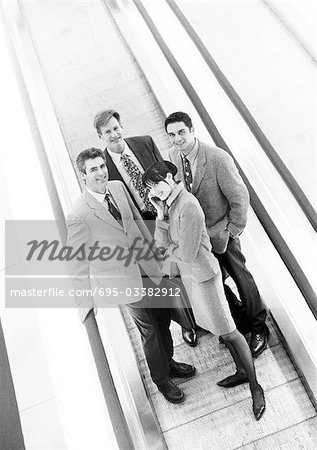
[
  {"left": 182, "top": 327, "right": 197, "bottom": 347},
  {"left": 158, "top": 379, "right": 185, "bottom": 403},
  {"left": 250, "top": 325, "right": 269, "bottom": 357},
  {"left": 252, "top": 384, "right": 266, "bottom": 420},
  {"left": 170, "top": 359, "right": 196, "bottom": 378},
  {"left": 217, "top": 372, "right": 248, "bottom": 388}
]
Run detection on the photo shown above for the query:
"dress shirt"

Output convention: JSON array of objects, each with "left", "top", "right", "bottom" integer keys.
[
  {"left": 181, "top": 138, "right": 199, "bottom": 178},
  {"left": 107, "top": 141, "right": 146, "bottom": 211},
  {"left": 86, "top": 187, "right": 118, "bottom": 210}
]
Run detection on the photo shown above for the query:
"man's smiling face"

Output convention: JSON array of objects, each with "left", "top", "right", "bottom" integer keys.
[
  {"left": 82, "top": 157, "right": 108, "bottom": 194},
  {"left": 166, "top": 121, "right": 195, "bottom": 154},
  {"left": 99, "top": 116, "right": 124, "bottom": 154}
]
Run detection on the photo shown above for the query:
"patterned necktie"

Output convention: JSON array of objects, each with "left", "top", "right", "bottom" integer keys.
[
  {"left": 182, "top": 155, "right": 193, "bottom": 192},
  {"left": 121, "top": 154, "right": 155, "bottom": 213},
  {"left": 104, "top": 193, "right": 122, "bottom": 221}
]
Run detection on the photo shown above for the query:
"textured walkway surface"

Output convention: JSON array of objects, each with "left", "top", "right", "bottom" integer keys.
[{"left": 122, "top": 307, "right": 317, "bottom": 450}]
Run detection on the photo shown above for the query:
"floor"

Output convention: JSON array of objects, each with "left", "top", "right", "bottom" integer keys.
[{"left": 122, "top": 304, "right": 317, "bottom": 449}]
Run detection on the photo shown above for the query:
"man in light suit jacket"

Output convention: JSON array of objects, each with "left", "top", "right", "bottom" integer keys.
[
  {"left": 66, "top": 148, "right": 196, "bottom": 403},
  {"left": 166, "top": 111, "right": 268, "bottom": 357},
  {"left": 93, "top": 109, "right": 197, "bottom": 347}
]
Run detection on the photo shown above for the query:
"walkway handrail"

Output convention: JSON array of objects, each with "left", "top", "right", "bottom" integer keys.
[
  {"left": 1, "top": 3, "right": 134, "bottom": 446},
  {"left": 132, "top": 0, "right": 317, "bottom": 318},
  {"left": 0, "top": 320, "right": 26, "bottom": 450},
  {"left": 84, "top": 311, "right": 134, "bottom": 450},
  {"left": 165, "top": 0, "right": 317, "bottom": 232}
]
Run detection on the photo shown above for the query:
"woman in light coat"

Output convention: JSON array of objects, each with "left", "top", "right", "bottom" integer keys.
[{"left": 142, "top": 161, "right": 265, "bottom": 420}]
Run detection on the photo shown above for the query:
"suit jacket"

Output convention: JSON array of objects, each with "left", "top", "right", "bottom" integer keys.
[
  {"left": 104, "top": 135, "right": 163, "bottom": 213},
  {"left": 66, "top": 180, "right": 162, "bottom": 309},
  {"left": 155, "top": 184, "right": 220, "bottom": 283},
  {"left": 170, "top": 141, "right": 249, "bottom": 254}
]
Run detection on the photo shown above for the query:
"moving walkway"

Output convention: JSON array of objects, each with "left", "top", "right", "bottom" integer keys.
[{"left": 1, "top": 0, "right": 316, "bottom": 448}]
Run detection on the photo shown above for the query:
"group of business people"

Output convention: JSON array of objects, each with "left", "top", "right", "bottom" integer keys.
[{"left": 67, "top": 109, "right": 268, "bottom": 420}]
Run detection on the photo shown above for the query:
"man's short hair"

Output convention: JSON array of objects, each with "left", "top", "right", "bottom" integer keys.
[
  {"left": 76, "top": 148, "right": 105, "bottom": 174},
  {"left": 93, "top": 109, "right": 121, "bottom": 136},
  {"left": 164, "top": 111, "right": 193, "bottom": 132}
]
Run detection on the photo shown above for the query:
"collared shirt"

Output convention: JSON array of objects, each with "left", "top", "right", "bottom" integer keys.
[
  {"left": 166, "top": 182, "right": 185, "bottom": 208},
  {"left": 181, "top": 138, "right": 199, "bottom": 179},
  {"left": 86, "top": 187, "right": 118, "bottom": 210},
  {"left": 107, "top": 140, "right": 146, "bottom": 211}
]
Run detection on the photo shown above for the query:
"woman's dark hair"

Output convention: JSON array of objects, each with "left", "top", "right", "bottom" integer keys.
[{"left": 142, "top": 160, "right": 178, "bottom": 187}]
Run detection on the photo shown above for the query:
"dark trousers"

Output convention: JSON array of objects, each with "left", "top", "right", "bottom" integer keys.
[
  {"left": 126, "top": 301, "right": 173, "bottom": 386},
  {"left": 213, "top": 237, "right": 267, "bottom": 333}
]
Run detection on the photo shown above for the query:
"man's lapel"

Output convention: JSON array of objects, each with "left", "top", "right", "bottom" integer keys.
[
  {"left": 104, "top": 149, "right": 124, "bottom": 182},
  {"left": 84, "top": 191, "right": 123, "bottom": 231},
  {"left": 125, "top": 137, "right": 147, "bottom": 170},
  {"left": 108, "top": 183, "right": 134, "bottom": 233},
  {"left": 192, "top": 141, "right": 207, "bottom": 194}
]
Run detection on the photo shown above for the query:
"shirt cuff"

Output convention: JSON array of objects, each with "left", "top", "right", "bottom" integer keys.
[{"left": 226, "top": 223, "right": 243, "bottom": 238}]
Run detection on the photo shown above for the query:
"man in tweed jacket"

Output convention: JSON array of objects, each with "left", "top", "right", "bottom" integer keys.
[{"left": 166, "top": 111, "right": 268, "bottom": 358}]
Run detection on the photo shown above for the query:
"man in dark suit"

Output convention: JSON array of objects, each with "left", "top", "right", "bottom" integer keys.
[
  {"left": 67, "top": 148, "right": 196, "bottom": 403},
  {"left": 166, "top": 111, "right": 268, "bottom": 358},
  {"left": 93, "top": 109, "right": 197, "bottom": 347}
]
